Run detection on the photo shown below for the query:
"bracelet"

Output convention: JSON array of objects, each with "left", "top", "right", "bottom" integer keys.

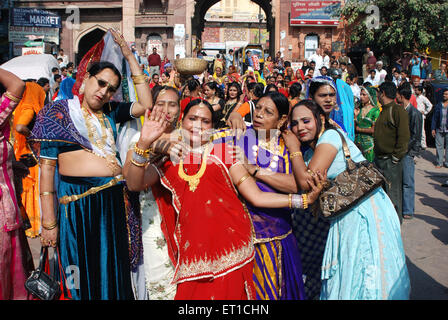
[
  {"left": 132, "top": 151, "right": 149, "bottom": 164},
  {"left": 4, "top": 91, "right": 22, "bottom": 103},
  {"left": 302, "top": 193, "right": 309, "bottom": 209},
  {"left": 288, "top": 193, "right": 292, "bottom": 209},
  {"left": 130, "top": 158, "right": 148, "bottom": 167},
  {"left": 42, "top": 220, "right": 58, "bottom": 230},
  {"left": 290, "top": 151, "right": 302, "bottom": 159},
  {"left": 40, "top": 191, "right": 55, "bottom": 196},
  {"left": 251, "top": 166, "right": 260, "bottom": 177},
  {"left": 134, "top": 143, "right": 152, "bottom": 158},
  {"left": 131, "top": 74, "right": 149, "bottom": 85},
  {"left": 291, "top": 194, "right": 303, "bottom": 209},
  {"left": 236, "top": 173, "right": 251, "bottom": 188},
  {"left": 40, "top": 158, "right": 57, "bottom": 167}
]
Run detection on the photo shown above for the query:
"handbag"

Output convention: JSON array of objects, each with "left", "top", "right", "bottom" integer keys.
[
  {"left": 318, "top": 130, "right": 386, "bottom": 219},
  {"left": 24, "top": 246, "right": 61, "bottom": 300}
]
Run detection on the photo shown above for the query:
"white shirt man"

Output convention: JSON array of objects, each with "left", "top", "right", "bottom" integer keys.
[
  {"left": 415, "top": 86, "right": 433, "bottom": 148},
  {"left": 308, "top": 49, "right": 324, "bottom": 77},
  {"left": 375, "top": 61, "right": 388, "bottom": 85}
]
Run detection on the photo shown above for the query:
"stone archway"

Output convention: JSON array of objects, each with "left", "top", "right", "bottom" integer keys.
[
  {"left": 191, "top": 0, "right": 275, "bottom": 56},
  {"left": 75, "top": 26, "right": 107, "bottom": 65}
]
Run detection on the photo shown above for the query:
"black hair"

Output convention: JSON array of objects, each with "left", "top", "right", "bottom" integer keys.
[
  {"left": 258, "top": 91, "right": 290, "bottom": 118},
  {"left": 226, "top": 81, "right": 242, "bottom": 101},
  {"left": 54, "top": 74, "right": 61, "bottom": 81},
  {"left": 308, "top": 80, "right": 335, "bottom": 99},
  {"left": 289, "top": 82, "right": 303, "bottom": 99},
  {"left": 397, "top": 82, "right": 412, "bottom": 100},
  {"left": 379, "top": 81, "right": 397, "bottom": 99},
  {"left": 152, "top": 85, "right": 180, "bottom": 105},
  {"left": 52, "top": 67, "right": 59, "bottom": 73},
  {"left": 247, "top": 82, "right": 264, "bottom": 100},
  {"left": 66, "top": 62, "right": 74, "bottom": 68},
  {"left": 182, "top": 98, "right": 218, "bottom": 126},
  {"left": 265, "top": 84, "right": 278, "bottom": 93},
  {"left": 87, "top": 61, "right": 122, "bottom": 87},
  {"left": 186, "top": 79, "right": 200, "bottom": 92},
  {"left": 163, "top": 71, "right": 170, "bottom": 78},
  {"left": 152, "top": 73, "right": 159, "bottom": 79},
  {"left": 289, "top": 99, "right": 336, "bottom": 146},
  {"left": 205, "top": 81, "right": 224, "bottom": 99},
  {"left": 37, "top": 77, "right": 50, "bottom": 87}
]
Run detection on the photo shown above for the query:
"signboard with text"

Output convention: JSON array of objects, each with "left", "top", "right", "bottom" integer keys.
[
  {"left": 11, "top": 8, "right": 61, "bottom": 28},
  {"left": 290, "top": 1, "right": 341, "bottom": 26}
]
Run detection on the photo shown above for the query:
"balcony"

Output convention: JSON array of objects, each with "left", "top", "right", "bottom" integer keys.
[{"left": 135, "top": 13, "right": 171, "bottom": 28}]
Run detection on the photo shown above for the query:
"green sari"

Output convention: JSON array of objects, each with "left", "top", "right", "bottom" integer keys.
[{"left": 355, "top": 86, "right": 380, "bottom": 162}]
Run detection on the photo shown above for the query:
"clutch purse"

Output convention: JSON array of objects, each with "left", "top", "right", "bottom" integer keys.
[
  {"left": 318, "top": 130, "right": 386, "bottom": 219},
  {"left": 25, "top": 246, "right": 61, "bottom": 300}
]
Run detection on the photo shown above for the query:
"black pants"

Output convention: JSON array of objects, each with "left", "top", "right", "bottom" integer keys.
[{"left": 375, "top": 156, "right": 403, "bottom": 224}]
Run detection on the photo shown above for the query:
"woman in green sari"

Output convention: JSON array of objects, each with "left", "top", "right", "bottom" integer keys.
[{"left": 354, "top": 86, "right": 380, "bottom": 162}]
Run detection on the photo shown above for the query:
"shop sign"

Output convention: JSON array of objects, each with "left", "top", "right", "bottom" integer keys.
[
  {"left": 290, "top": 1, "right": 341, "bottom": 26},
  {"left": 11, "top": 8, "right": 61, "bottom": 28}
]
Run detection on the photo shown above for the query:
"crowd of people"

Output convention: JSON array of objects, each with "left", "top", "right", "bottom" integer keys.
[{"left": 1, "top": 28, "right": 448, "bottom": 300}]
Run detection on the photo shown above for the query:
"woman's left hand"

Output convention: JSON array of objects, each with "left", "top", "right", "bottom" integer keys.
[
  {"left": 281, "top": 129, "right": 301, "bottom": 152},
  {"left": 110, "top": 28, "right": 132, "bottom": 58},
  {"left": 306, "top": 169, "right": 327, "bottom": 204}
]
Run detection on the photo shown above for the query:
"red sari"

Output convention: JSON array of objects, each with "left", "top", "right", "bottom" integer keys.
[{"left": 156, "top": 142, "right": 255, "bottom": 300}]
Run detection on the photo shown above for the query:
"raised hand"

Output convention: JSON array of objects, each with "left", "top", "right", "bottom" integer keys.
[{"left": 138, "top": 105, "right": 170, "bottom": 149}]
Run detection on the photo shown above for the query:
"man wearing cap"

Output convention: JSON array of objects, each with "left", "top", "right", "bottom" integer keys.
[{"left": 148, "top": 47, "right": 162, "bottom": 77}]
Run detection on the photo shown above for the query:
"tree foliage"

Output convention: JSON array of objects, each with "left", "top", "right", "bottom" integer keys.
[{"left": 340, "top": 0, "right": 448, "bottom": 52}]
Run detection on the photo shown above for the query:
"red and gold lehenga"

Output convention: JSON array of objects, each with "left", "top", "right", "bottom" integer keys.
[{"left": 155, "top": 141, "right": 255, "bottom": 300}]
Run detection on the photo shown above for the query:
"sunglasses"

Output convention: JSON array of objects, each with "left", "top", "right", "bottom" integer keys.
[{"left": 93, "top": 75, "right": 118, "bottom": 94}]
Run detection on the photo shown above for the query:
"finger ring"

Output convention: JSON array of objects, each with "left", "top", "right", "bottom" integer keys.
[{"left": 317, "top": 183, "right": 322, "bottom": 188}]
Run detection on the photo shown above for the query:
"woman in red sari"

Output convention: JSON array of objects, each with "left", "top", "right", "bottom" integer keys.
[{"left": 124, "top": 99, "right": 325, "bottom": 299}]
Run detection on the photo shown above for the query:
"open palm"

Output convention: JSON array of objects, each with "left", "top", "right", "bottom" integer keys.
[{"left": 140, "top": 105, "right": 170, "bottom": 147}]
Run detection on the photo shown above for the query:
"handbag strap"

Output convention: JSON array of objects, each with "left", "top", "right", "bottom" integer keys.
[
  {"left": 38, "top": 246, "right": 49, "bottom": 270},
  {"left": 333, "top": 129, "right": 356, "bottom": 171}
]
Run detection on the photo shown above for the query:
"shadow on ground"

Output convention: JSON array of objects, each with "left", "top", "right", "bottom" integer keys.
[{"left": 406, "top": 256, "right": 448, "bottom": 300}]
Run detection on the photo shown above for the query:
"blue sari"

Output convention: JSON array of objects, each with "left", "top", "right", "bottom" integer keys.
[{"left": 30, "top": 98, "right": 137, "bottom": 300}]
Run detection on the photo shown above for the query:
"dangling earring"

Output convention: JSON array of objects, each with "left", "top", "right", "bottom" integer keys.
[{"left": 79, "top": 82, "right": 86, "bottom": 95}]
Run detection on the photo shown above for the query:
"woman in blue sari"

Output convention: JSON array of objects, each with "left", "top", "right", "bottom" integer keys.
[{"left": 29, "top": 29, "right": 152, "bottom": 299}]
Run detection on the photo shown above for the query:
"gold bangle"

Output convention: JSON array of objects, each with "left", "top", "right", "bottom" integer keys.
[
  {"left": 40, "top": 158, "right": 57, "bottom": 167},
  {"left": 42, "top": 221, "right": 58, "bottom": 230},
  {"left": 134, "top": 143, "right": 152, "bottom": 158},
  {"left": 131, "top": 74, "right": 149, "bottom": 85},
  {"left": 302, "top": 193, "right": 309, "bottom": 209},
  {"left": 4, "top": 91, "right": 22, "bottom": 103},
  {"left": 290, "top": 151, "right": 302, "bottom": 159},
  {"left": 40, "top": 191, "right": 55, "bottom": 196},
  {"left": 236, "top": 173, "right": 251, "bottom": 188},
  {"left": 288, "top": 193, "right": 292, "bottom": 209},
  {"left": 130, "top": 158, "right": 147, "bottom": 167}
]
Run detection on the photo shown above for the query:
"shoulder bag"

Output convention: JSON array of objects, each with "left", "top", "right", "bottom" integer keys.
[{"left": 318, "top": 130, "right": 386, "bottom": 219}]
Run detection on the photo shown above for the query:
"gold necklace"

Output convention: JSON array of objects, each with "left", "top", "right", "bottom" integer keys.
[
  {"left": 82, "top": 106, "right": 120, "bottom": 174},
  {"left": 178, "top": 144, "right": 211, "bottom": 192}
]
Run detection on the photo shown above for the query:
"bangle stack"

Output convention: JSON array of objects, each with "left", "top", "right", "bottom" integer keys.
[
  {"left": 42, "top": 220, "right": 58, "bottom": 231},
  {"left": 131, "top": 143, "right": 152, "bottom": 167},
  {"left": 290, "top": 151, "right": 302, "bottom": 159},
  {"left": 289, "top": 194, "right": 304, "bottom": 209},
  {"left": 131, "top": 74, "right": 149, "bottom": 85},
  {"left": 302, "top": 193, "right": 309, "bottom": 209}
]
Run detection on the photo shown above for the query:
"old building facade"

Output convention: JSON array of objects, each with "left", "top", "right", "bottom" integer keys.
[{"left": 10, "top": 0, "right": 347, "bottom": 64}]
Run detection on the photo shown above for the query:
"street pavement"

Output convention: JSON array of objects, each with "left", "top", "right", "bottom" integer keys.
[{"left": 26, "top": 147, "right": 448, "bottom": 300}]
